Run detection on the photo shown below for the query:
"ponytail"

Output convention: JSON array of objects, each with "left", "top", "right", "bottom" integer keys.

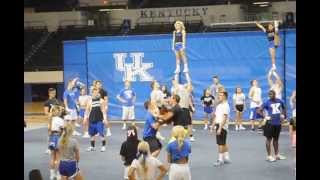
[
  {"left": 59, "top": 124, "right": 73, "bottom": 151},
  {"left": 137, "top": 141, "right": 151, "bottom": 177},
  {"left": 172, "top": 126, "right": 186, "bottom": 150}
]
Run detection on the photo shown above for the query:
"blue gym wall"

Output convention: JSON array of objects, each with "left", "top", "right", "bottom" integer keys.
[{"left": 63, "top": 29, "right": 296, "bottom": 121}]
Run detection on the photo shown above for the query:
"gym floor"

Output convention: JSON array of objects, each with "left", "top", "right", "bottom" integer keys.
[{"left": 24, "top": 123, "right": 295, "bottom": 180}]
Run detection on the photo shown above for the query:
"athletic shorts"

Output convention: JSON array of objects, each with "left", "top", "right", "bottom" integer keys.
[
  {"left": 169, "top": 164, "right": 191, "bottom": 180},
  {"left": 181, "top": 108, "right": 192, "bottom": 126},
  {"left": 268, "top": 40, "right": 278, "bottom": 49},
  {"left": 174, "top": 42, "right": 183, "bottom": 51},
  {"left": 59, "top": 160, "right": 80, "bottom": 178},
  {"left": 249, "top": 107, "right": 263, "bottom": 120},
  {"left": 143, "top": 136, "right": 162, "bottom": 153},
  {"left": 122, "top": 106, "right": 135, "bottom": 120},
  {"left": 79, "top": 108, "right": 85, "bottom": 118},
  {"left": 89, "top": 121, "right": 105, "bottom": 137},
  {"left": 65, "top": 109, "right": 78, "bottom": 120},
  {"left": 204, "top": 106, "right": 213, "bottom": 114},
  {"left": 215, "top": 124, "right": 227, "bottom": 145},
  {"left": 48, "top": 133, "right": 60, "bottom": 151},
  {"left": 263, "top": 123, "right": 281, "bottom": 139},
  {"left": 235, "top": 104, "right": 244, "bottom": 112}
]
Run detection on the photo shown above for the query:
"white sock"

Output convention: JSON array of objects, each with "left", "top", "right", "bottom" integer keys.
[
  {"left": 218, "top": 153, "right": 224, "bottom": 162},
  {"left": 50, "top": 169, "right": 55, "bottom": 176},
  {"left": 224, "top": 152, "right": 230, "bottom": 160}
]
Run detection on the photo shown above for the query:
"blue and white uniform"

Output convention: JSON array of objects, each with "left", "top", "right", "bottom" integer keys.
[
  {"left": 58, "top": 138, "right": 80, "bottom": 178},
  {"left": 48, "top": 116, "right": 64, "bottom": 150},
  {"left": 249, "top": 86, "right": 263, "bottom": 120},
  {"left": 118, "top": 88, "right": 136, "bottom": 120},
  {"left": 174, "top": 31, "right": 184, "bottom": 51},
  {"left": 143, "top": 112, "right": 162, "bottom": 153},
  {"left": 266, "top": 29, "right": 278, "bottom": 48},
  {"left": 63, "top": 88, "right": 78, "bottom": 120},
  {"left": 78, "top": 95, "right": 90, "bottom": 118}
]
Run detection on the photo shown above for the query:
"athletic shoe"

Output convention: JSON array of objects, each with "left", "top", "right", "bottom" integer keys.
[
  {"left": 251, "top": 128, "right": 255, "bottom": 132},
  {"left": 192, "top": 129, "right": 196, "bottom": 132},
  {"left": 224, "top": 158, "right": 232, "bottom": 164},
  {"left": 204, "top": 125, "right": 208, "bottom": 130},
  {"left": 82, "top": 132, "right": 90, "bottom": 138},
  {"left": 122, "top": 124, "right": 126, "bottom": 130},
  {"left": 266, "top": 156, "right": 276, "bottom": 162},
  {"left": 239, "top": 125, "right": 246, "bottom": 130},
  {"left": 190, "top": 137, "right": 195, "bottom": 142},
  {"left": 235, "top": 126, "right": 239, "bottom": 131},
  {"left": 45, "top": 149, "right": 51, "bottom": 155},
  {"left": 183, "top": 66, "right": 189, "bottom": 73},
  {"left": 73, "top": 130, "right": 82, "bottom": 136},
  {"left": 214, "top": 160, "right": 224, "bottom": 167},
  {"left": 101, "top": 146, "right": 106, "bottom": 152},
  {"left": 106, "top": 130, "right": 112, "bottom": 137},
  {"left": 75, "top": 123, "right": 81, "bottom": 127},
  {"left": 276, "top": 154, "right": 287, "bottom": 160},
  {"left": 86, "top": 146, "right": 96, "bottom": 152},
  {"left": 174, "top": 66, "right": 180, "bottom": 74},
  {"left": 49, "top": 170, "right": 55, "bottom": 180}
]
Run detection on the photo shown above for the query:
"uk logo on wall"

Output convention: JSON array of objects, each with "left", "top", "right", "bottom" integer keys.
[{"left": 114, "top": 52, "right": 154, "bottom": 82}]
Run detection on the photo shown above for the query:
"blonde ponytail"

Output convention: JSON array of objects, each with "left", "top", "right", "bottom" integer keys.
[
  {"left": 172, "top": 126, "right": 186, "bottom": 150},
  {"left": 59, "top": 124, "right": 74, "bottom": 151},
  {"left": 137, "top": 141, "right": 151, "bottom": 176}
]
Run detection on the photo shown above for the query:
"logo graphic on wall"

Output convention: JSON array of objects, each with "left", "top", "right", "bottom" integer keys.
[{"left": 114, "top": 52, "right": 154, "bottom": 82}]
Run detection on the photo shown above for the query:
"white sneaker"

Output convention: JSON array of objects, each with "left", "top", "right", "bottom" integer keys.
[
  {"left": 224, "top": 158, "right": 232, "bottom": 164},
  {"left": 82, "top": 132, "right": 90, "bottom": 138},
  {"left": 192, "top": 129, "right": 196, "bottom": 132},
  {"left": 214, "top": 160, "right": 224, "bottom": 167},
  {"left": 101, "top": 146, "right": 106, "bottom": 152},
  {"left": 156, "top": 132, "right": 165, "bottom": 141},
  {"left": 45, "top": 149, "right": 51, "bottom": 155},
  {"left": 276, "top": 154, "right": 287, "bottom": 160},
  {"left": 190, "top": 137, "right": 195, "bottom": 142},
  {"left": 235, "top": 126, "right": 239, "bottom": 131},
  {"left": 86, "top": 146, "right": 96, "bottom": 152},
  {"left": 122, "top": 124, "right": 126, "bottom": 130},
  {"left": 174, "top": 66, "right": 180, "bottom": 74},
  {"left": 73, "top": 130, "right": 82, "bottom": 136},
  {"left": 49, "top": 170, "right": 55, "bottom": 180},
  {"left": 75, "top": 123, "right": 81, "bottom": 127},
  {"left": 266, "top": 156, "right": 276, "bottom": 162},
  {"left": 204, "top": 125, "right": 208, "bottom": 130},
  {"left": 106, "top": 130, "right": 112, "bottom": 137},
  {"left": 239, "top": 125, "right": 246, "bottom": 130},
  {"left": 183, "top": 66, "right": 189, "bottom": 73}
]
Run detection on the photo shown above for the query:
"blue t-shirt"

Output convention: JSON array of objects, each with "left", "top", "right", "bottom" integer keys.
[
  {"left": 63, "top": 89, "right": 78, "bottom": 110},
  {"left": 143, "top": 112, "right": 157, "bottom": 138},
  {"left": 118, "top": 88, "right": 136, "bottom": 107},
  {"left": 167, "top": 140, "right": 191, "bottom": 162},
  {"left": 262, "top": 98, "right": 285, "bottom": 125}
]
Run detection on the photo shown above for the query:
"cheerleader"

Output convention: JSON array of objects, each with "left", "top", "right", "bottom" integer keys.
[
  {"left": 232, "top": 87, "right": 246, "bottom": 131},
  {"left": 200, "top": 88, "right": 215, "bottom": 130},
  {"left": 172, "top": 20, "right": 189, "bottom": 73}
]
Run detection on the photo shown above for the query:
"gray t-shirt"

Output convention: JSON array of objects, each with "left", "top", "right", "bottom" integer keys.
[{"left": 59, "top": 138, "right": 78, "bottom": 160}]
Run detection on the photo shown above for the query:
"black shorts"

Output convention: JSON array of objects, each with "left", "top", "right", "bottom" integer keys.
[
  {"left": 215, "top": 124, "right": 227, "bottom": 145},
  {"left": 181, "top": 108, "right": 192, "bottom": 126},
  {"left": 263, "top": 123, "right": 281, "bottom": 139},
  {"left": 289, "top": 117, "right": 296, "bottom": 131},
  {"left": 235, "top": 104, "right": 244, "bottom": 112},
  {"left": 143, "top": 136, "right": 162, "bottom": 153}
]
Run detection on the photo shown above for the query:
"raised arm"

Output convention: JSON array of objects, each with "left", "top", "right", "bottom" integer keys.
[
  {"left": 267, "top": 69, "right": 274, "bottom": 87},
  {"left": 255, "top": 21, "right": 266, "bottom": 32},
  {"left": 272, "top": 70, "right": 283, "bottom": 88},
  {"left": 274, "top": 20, "right": 279, "bottom": 33}
]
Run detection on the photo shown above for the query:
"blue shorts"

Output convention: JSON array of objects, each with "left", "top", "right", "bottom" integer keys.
[
  {"left": 79, "top": 108, "right": 85, "bottom": 118},
  {"left": 249, "top": 107, "right": 263, "bottom": 120},
  {"left": 89, "top": 121, "right": 105, "bottom": 137},
  {"left": 59, "top": 160, "right": 79, "bottom": 178},
  {"left": 174, "top": 43, "right": 183, "bottom": 51},
  {"left": 48, "top": 133, "right": 60, "bottom": 151},
  {"left": 268, "top": 40, "right": 278, "bottom": 49},
  {"left": 204, "top": 106, "right": 213, "bottom": 114}
]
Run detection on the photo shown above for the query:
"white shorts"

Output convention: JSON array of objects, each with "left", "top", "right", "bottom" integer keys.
[
  {"left": 64, "top": 109, "right": 78, "bottom": 120},
  {"left": 122, "top": 106, "right": 135, "bottom": 120},
  {"left": 169, "top": 164, "right": 191, "bottom": 180}
]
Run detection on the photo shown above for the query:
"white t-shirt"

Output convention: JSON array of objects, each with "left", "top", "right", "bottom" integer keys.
[
  {"left": 150, "top": 90, "right": 164, "bottom": 107},
  {"left": 270, "top": 84, "right": 282, "bottom": 100},
  {"left": 215, "top": 101, "right": 230, "bottom": 130},
  {"left": 51, "top": 116, "right": 64, "bottom": 131},
  {"left": 78, "top": 95, "right": 91, "bottom": 108},
  {"left": 175, "top": 84, "right": 190, "bottom": 108},
  {"left": 249, "top": 86, "right": 262, "bottom": 108},
  {"left": 130, "top": 156, "right": 163, "bottom": 180},
  {"left": 233, "top": 93, "right": 245, "bottom": 105}
]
